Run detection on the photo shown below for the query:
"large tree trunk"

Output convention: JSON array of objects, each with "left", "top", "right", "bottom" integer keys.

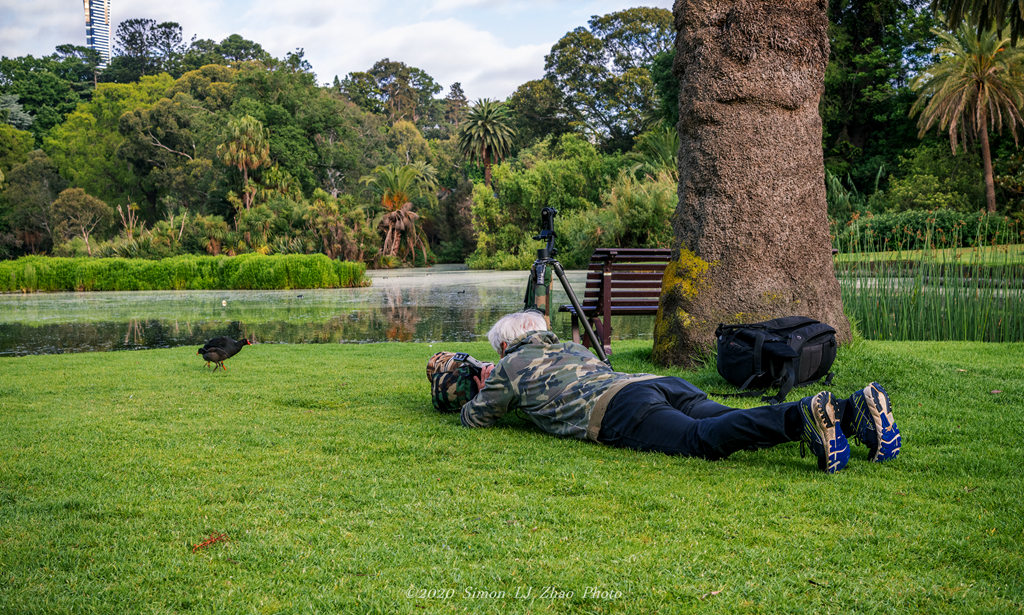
[{"left": 654, "top": 0, "right": 851, "bottom": 366}]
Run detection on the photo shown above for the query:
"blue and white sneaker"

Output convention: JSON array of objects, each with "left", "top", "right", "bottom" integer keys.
[
  {"left": 799, "top": 392, "right": 850, "bottom": 473},
  {"left": 848, "top": 382, "right": 901, "bottom": 462}
]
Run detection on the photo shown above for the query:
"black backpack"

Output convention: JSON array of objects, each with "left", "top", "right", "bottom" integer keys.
[{"left": 715, "top": 316, "right": 837, "bottom": 404}]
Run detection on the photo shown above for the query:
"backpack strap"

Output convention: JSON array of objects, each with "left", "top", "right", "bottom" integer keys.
[
  {"left": 750, "top": 331, "right": 765, "bottom": 385},
  {"left": 763, "top": 364, "right": 796, "bottom": 404}
]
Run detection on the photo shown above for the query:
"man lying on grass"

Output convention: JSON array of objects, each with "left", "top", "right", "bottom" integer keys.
[{"left": 440, "top": 311, "right": 901, "bottom": 474}]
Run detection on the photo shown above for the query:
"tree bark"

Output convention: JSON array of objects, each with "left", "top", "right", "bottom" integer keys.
[
  {"left": 483, "top": 149, "right": 493, "bottom": 188},
  {"left": 979, "top": 123, "right": 997, "bottom": 213},
  {"left": 655, "top": 0, "right": 851, "bottom": 366}
]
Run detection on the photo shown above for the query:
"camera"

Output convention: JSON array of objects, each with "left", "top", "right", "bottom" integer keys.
[
  {"left": 453, "top": 351, "right": 488, "bottom": 377},
  {"left": 535, "top": 207, "right": 557, "bottom": 241}
]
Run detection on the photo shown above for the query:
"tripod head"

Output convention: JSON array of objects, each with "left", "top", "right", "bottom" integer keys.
[{"left": 533, "top": 207, "right": 558, "bottom": 260}]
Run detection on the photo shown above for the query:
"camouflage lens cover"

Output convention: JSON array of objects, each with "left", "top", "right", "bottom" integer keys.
[{"left": 426, "top": 351, "right": 483, "bottom": 413}]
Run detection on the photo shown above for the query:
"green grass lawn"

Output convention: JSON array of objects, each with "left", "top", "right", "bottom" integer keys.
[{"left": 1, "top": 339, "right": 1022, "bottom": 614}]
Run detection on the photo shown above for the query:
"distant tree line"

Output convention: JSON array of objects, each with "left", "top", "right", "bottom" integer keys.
[{"left": 0, "top": 3, "right": 1021, "bottom": 268}]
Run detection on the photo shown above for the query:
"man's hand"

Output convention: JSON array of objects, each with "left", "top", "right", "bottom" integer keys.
[{"left": 473, "top": 363, "right": 495, "bottom": 390}]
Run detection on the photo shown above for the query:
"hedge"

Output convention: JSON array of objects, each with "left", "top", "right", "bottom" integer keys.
[
  {"left": 833, "top": 210, "right": 1023, "bottom": 252},
  {"left": 0, "top": 254, "right": 368, "bottom": 293}
]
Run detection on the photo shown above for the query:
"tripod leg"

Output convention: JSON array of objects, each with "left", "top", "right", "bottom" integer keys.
[{"left": 551, "top": 261, "right": 608, "bottom": 365}]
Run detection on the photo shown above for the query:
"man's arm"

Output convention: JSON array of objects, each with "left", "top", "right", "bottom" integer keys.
[{"left": 461, "top": 362, "right": 516, "bottom": 428}]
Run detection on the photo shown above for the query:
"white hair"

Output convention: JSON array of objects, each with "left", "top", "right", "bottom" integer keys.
[{"left": 487, "top": 311, "right": 548, "bottom": 354}]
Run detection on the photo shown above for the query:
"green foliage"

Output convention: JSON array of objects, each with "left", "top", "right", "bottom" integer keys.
[
  {"left": 339, "top": 59, "right": 443, "bottom": 130},
  {"left": 833, "top": 210, "right": 1021, "bottom": 251},
  {"left": 103, "top": 19, "right": 188, "bottom": 82},
  {"left": 0, "top": 253, "right": 367, "bottom": 292},
  {"left": 934, "top": 0, "right": 1024, "bottom": 43},
  {"left": 0, "top": 93, "right": 34, "bottom": 130},
  {"left": 44, "top": 75, "right": 175, "bottom": 209},
  {"left": 911, "top": 23, "right": 1024, "bottom": 150},
  {"left": 648, "top": 50, "right": 678, "bottom": 129},
  {"left": 458, "top": 99, "right": 515, "bottom": 187},
  {"left": 49, "top": 188, "right": 114, "bottom": 256},
  {"left": 0, "top": 124, "right": 34, "bottom": 177},
  {"left": 465, "top": 182, "right": 535, "bottom": 270},
  {"left": 0, "top": 46, "right": 101, "bottom": 141},
  {"left": 0, "top": 149, "right": 66, "bottom": 255},
  {"left": 505, "top": 79, "right": 570, "bottom": 151},
  {"left": 877, "top": 141, "right": 984, "bottom": 212},
  {"left": 544, "top": 7, "right": 673, "bottom": 150},
  {"left": 467, "top": 153, "right": 673, "bottom": 270},
  {"left": 823, "top": 1, "right": 936, "bottom": 188},
  {"left": 555, "top": 171, "right": 676, "bottom": 268},
  {"left": 911, "top": 22, "right": 1024, "bottom": 212},
  {"left": 179, "top": 34, "right": 271, "bottom": 73}
]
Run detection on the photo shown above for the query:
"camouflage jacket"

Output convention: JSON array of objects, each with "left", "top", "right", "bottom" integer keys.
[{"left": 460, "top": 330, "right": 654, "bottom": 440}]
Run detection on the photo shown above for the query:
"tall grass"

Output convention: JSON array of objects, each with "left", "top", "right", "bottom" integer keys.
[
  {"left": 0, "top": 254, "right": 369, "bottom": 293},
  {"left": 834, "top": 214, "right": 1024, "bottom": 342}
]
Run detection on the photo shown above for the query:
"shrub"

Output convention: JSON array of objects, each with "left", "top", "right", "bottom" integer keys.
[
  {"left": 0, "top": 254, "right": 368, "bottom": 292},
  {"left": 834, "top": 210, "right": 1022, "bottom": 252}
]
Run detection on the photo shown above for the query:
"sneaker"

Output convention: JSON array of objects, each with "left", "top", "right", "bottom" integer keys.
[
  {"left": 848, "top": 383, "right": 901, "bottom": 462},
  {"left": 799, "top": 392, "right": 850, "bottom": 473}
]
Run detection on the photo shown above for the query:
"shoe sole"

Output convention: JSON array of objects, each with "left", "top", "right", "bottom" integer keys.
[
  {"left": 858, "top": 383, "right": 901, "bottom": 462},
  {"left": 803, "top": 392, "right": 849, "bottom": 473}
]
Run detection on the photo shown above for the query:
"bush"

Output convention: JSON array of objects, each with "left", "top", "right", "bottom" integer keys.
[
  {"left": 834, "top": 210, "right": 1023, "bottom": 252},
  {"left": 0, "top": 254, "right": 368, "bottom": 292}
]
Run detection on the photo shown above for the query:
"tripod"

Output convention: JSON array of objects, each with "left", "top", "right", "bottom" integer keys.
[{"left": 523, "top": 208, "right": 609, "bottom": 365}]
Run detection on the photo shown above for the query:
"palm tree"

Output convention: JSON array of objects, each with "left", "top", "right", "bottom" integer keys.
[
  {"left": 932, "top": 0, "right": 1024, "bottom": 42},
  {"left": 360, "top": 163, "right": 434, "bottom": 263},
  {"left": 217, "top": 114, "right": 271, "bottom": 211},
  {"left": 911, "top": 23, "right": 1024, "bottom": 212},
  {"left": 457, "top": 99, "right": 515, "bottom": 187}
]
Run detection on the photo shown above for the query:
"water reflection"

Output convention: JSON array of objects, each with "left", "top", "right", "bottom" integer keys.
[{"left": 0, "top": 267, "right": 656, "bottom": 356}]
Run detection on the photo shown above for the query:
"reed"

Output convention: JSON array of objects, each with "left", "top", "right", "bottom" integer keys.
[
  {"left": 0, "top": 254, "right": 369, "bottom": 293},
  {"left": 834, "top": 214, "right": 1024, "bottom": 342}
]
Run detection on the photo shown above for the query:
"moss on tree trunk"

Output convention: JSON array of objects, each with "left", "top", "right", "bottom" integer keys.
[{"left": 655, "top": 0, "right": 851, "bottom": 367}]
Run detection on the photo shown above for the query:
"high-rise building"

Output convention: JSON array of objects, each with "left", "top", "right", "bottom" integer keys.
[{"left": 83, "top": 0, "right": 111, "bottom": 67}]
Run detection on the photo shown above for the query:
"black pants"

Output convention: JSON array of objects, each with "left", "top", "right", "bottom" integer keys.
[{"left": 597, "top": 377, "right": 806, "bottom": 460}]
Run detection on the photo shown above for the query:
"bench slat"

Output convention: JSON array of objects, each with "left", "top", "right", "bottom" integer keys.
[{"left": 563, "top": 248, "right": 671, "bottom": 352}]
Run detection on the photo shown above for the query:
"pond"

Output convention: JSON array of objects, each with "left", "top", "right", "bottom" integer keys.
[{"left": 0, "top": 266, "right": 656, "bottom": 356}]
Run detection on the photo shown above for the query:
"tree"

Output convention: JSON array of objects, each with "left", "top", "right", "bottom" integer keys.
[
  {"left": 0, "top": 150, "right": 66, "bottom": 254},
  {"left": 0, "top": 52, "right": 94, "bottom": 141},
  {"left": 458, "top": 99, "right": 515, "bottom": 187},
  {"left": 0, "top": 124, "right": 34, "bottom": 175},
  {"left": 50, "top": 188, "right": 113, "bottom": 256},
  {"left": 218, "top": 114, "right": 271, "bottom": 211},
  {"left": 932, "top": 0, "right": 1024, "bottom": 41},
  {"left": 0, "top": 94, "right": 34, "bottom": 130},
  {"left": 823, "top": 1, "right": 939, "bottom": 188},
  {"left": 444, "top": 82, "right": 468, "bottom": 130},
  {"left": 910, "top": 23, "right": 1024, "bottom": 212},
  {"left": 360, "top": 163, "right": 433, "bottom": 262},
  {"left": 654, "top": 1, "right": 850, "bottom": 366},
  {"left": 544, "top": 8, "right": 674, "bottom": 150},
  {"left": 339, "top": 59, "right": 442, "bottom": 128},
  {"left": 44, "top": 74, "right": 174, "bottom": 212},
  {"left": 104, "top": 19, "right": 188, "bottom": 82},
  {"left": 180, "top": 34, "right": 270, "bottom": 72},
  {"left": 505, "top": 79, "right": 571, "bottom": 150}
]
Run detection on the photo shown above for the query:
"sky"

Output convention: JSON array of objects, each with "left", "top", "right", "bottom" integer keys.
[{"left": 0, "top": 0, "right": 673, "bottom": 100}]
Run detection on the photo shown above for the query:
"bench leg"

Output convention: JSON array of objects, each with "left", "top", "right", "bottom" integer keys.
[
  {"left": 570, "top": 313, "right": 581, "bottom": 344},
  {"left": 591, "top": 317, "right": 612, "bottom": 356}
]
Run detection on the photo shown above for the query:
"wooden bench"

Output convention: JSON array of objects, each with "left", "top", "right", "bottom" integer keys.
[{"left": 559, "top": 248, "right": 672, "bottom": 354}]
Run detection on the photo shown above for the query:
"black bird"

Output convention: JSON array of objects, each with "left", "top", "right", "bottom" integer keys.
[{"left": 197, "top": 337, "right": 251, "bottom": 371}]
